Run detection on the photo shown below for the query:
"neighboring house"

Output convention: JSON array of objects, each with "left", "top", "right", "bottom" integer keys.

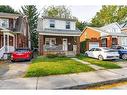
[
  {"left": 0, "top": 12, "right": 30, "bottom": 58},
  {"left": 80, "top": 27, "right": 101, "bottom": 50},
  {"left": 121, "top": 22, "right": 127, "bottom": 33},
  {"left": 80, "top": 22, "right": 127, "bottom": 50},
  {"left": 37, "top": 16, "right": 81, "bottom": 56}
]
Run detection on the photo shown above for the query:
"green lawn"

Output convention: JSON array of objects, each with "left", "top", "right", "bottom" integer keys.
[
  {"left": 26, "top": 56, "right": 95, "bottom": 77},
  {"left": 77, "top": 55, "right": 121, "bottom": 69}
]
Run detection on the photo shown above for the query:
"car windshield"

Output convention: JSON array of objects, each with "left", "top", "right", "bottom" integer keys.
[{"left": 15, "top": 49, "right": 29, "bottom": 53}]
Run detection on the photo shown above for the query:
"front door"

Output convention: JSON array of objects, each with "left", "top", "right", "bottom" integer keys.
[{"left": 63, "top": 38, "right": 68, "bottom": 51}]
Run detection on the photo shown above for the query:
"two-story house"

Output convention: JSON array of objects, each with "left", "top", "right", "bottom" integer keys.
[
  {"left": 0, "top": 12, "right": 30, "bottom": 58},
  {"left": 37, "top": 16, "right": 81, "bottom": 56},
  {"left": 80, "top": 22, "right": 127, "bottom": 50}
]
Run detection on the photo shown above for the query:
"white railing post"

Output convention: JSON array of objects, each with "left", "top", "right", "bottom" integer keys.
[
  {"left": 7, "top": 35, "right": 9, "bottom": 52},
  {"left": 3, "top": 33, "right": 5, "bottom": 47},
  {"left": 13, "top": 35, "right": 15, "bottom": 47}
]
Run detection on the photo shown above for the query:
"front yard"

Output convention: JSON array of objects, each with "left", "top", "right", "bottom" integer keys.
[
  {"left": 77, "top": 55, "right": 121, "bottom": 69},
  {"left": 26, "top": 56, "right": 95, "bottom": 77}
]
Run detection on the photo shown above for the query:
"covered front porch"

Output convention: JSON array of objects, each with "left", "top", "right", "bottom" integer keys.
[
  {"left": 0, "top": 29, "right": 15, "bottom": 58},
  {"left": 39, "top": 35, "right": 80, "bottom": 56}
]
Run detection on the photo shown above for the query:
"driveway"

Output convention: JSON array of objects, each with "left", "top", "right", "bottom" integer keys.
[{"left": 0, "top": 61, "right": 30, "bottom": 80}]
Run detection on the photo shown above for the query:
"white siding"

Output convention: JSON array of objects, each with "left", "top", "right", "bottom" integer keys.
[
  {"left": 118, "top": 37, "right": 127, "bottom": 46},
  {"left": 101, "top": 32, "right": 109, "bottom": 37},
  {"left": 43, "top": 19, "right": 76, "bottom": 30},
  {"left": 100, "top": 23, "right": 121, "bottom": 33}
]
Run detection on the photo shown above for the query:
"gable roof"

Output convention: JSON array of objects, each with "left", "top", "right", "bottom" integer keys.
[
  {"left": 80, "top": 26, "right": 102, "bottom": 36},
  {"left": 100, "top": 22, "right": 121, "bottom": 30}
]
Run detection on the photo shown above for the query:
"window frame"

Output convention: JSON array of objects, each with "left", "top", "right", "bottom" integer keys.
[
  {"left": 0, "top": 19, "right": 9, "bottom": 28},
  {"left": 49, "top": 19, "right": 55, "bottom": 28},
  {"left": 45, "top": 38, "right": 56, "bottom": 45},
  {"left": 66, "top": 21, "right": 70, "bottom": 29}
]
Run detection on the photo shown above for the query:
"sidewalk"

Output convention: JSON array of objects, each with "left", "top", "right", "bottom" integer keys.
[
  {"left": 71, "top": 58, "right": 105, "bottom": 70},
  {"left": 1, "top": 68, "right": 127, "bottom": 89}
]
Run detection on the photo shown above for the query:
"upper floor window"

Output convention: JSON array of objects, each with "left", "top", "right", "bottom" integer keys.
[
  {"left": 49, "top": 19, "right": 55, "bottom": 28},
  {"left": 66, "top": 21, "right": 70, "bottom": 29},
  {"left": 0, "top": 19, "right": 9, "bottom": 28}
]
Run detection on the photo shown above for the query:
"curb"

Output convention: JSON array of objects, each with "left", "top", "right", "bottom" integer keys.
[{"left": 58, "top": 77, "right": 127, "bottom": 89}]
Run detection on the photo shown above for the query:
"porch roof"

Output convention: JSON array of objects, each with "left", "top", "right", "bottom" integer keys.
[
  {"left": 0, "top": 12, "right": 21, "bottom": 19},
  {"left": 101, "top": 33, "right": 127, "bottom": 37},
  {"left": 38, "top": 28, "right": 81, "bottom": 36},
  {"left": 0, "top": 26, "right": 15, "bottom": 35}
]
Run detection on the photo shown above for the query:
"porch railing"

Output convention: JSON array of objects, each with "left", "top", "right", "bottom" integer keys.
[
  {"left": 43, "top": 45, "right": 63, "bottom": 51},
  {"left": 0, "top": 46, "right": 15, "bottom": 59}
]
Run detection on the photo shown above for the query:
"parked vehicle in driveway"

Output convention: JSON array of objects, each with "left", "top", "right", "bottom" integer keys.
[
  {"left": 112, "top": 45, "right": 127, "bottom": 60},
  {"left": 85, "top": 47, "right": 119, "bottom": 60},
  {"left": 11, "top": 48, "right": 33, "bottom": 62}
]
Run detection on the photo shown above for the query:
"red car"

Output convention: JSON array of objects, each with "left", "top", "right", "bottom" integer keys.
[{"left": 11, "top": 48, "right": 33, "bottom": 62}]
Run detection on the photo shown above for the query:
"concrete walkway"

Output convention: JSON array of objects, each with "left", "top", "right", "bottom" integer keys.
[
  {"left": 71, "top": 58, "right": 105, "bottom": 70},
  {"left": 1, "top": 68, "right": 127, "bottom": 89}
]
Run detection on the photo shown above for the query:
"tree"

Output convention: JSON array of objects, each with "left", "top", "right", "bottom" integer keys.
[
  {"left": 76, "top": 21, "right": 93, "bottom": 31},
  {"left": 42, "top": 5, "right": 75, "bottom": 19},
  {"left": 0, "top": 5, "right": 18, "bottom": 14},
  {"left": 20, "top": 5, "right": 39, "bottom": 50},
  {"left": 91, "top": 5, "right": 127, "bottom": 27}
]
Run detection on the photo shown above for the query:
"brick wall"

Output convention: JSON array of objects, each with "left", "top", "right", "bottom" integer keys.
[
  {"left": 38, "top": 35, "right": 44, "bottom": 55},
  {"left": 16, "top": 34, "right": 28, "bottom": 48}
]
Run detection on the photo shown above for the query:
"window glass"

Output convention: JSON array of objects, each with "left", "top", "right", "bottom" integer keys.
[
  {"left": 89, "top": 48, "right": 95, "bottom": 51},
  {"left": 66, "top": 21, "right": 70, "bottom": 29},
  {"left": 45, "top": 38, "right": 50, "bottom": 45},
  {"left": 101, "top": 38, "right": 107, "bottom": 47},
  {"left": 45, "top": 38, "right": 56, "bottom": 45},
  {"left": 49, "top": 19, "right": 55, "bottom": 28},
  {"left": 0, "top": 19, "right": 9, "bottom": 28},
  {"left": 95, "top": 48, "right": 101, "bottom": 51}
]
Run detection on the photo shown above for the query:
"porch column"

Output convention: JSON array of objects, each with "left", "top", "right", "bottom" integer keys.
[
  {"left": 38, "top": 35, "right": 44, "bottom": 55},
  {"left": 0, "top": 34, "right": 3, "bottom": 48},
  {"left": 76, "top": 36, "right": 80, "bottom": 54},
  {"left": 7, "top": 35, "right": 9, "bottom": 52},
  {"left": 107, "top": 35, "right": 112, "bottom": 48},
  {"left": 3, "top": 33, "right": 8, "bottom": 53},
  {"left": 3, "top": 33, "right": 6, "bottom": 47},
  {"left": 13, "top": 36, "right": 15, "bottom": 47},
  {"left": 15, "top": 34, "right": 17, "bottom": 48}
]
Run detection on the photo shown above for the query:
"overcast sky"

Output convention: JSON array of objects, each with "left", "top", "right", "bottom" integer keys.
[{"left": 10, "top": 5, "right": 102, "bottom": 22}]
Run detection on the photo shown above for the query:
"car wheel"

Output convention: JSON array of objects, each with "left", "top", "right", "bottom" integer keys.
[
  {"left": 98, "top": 55, "right": 103, "bottom": 61},
  {"left": 85, "top": 53, "right": 88, "bottom": 57},
  {"left": 122, "top": 54, "right": 127, "bottom": 60}
]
